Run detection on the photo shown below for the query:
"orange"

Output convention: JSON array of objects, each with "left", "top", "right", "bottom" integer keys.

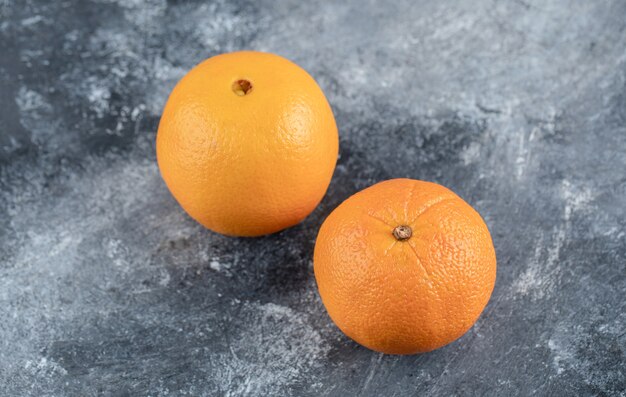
[
  {"left": 156, "top": 51, "right": 338, "bottom": 236},
  {"left": 314, "top": 179, "right": 496, "bottom": 354}
]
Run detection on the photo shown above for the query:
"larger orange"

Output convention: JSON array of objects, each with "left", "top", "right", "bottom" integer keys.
[
  {"left": 314, "top": 179, "right": 496, "bottom": 354},
  {"left": 157, "top": 51, "right": 338, "bottom": 236}
]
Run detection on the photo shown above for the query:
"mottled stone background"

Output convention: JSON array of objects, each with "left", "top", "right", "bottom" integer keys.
[{"left": 1, "top": 0, "right": 625, "bottom": 395}]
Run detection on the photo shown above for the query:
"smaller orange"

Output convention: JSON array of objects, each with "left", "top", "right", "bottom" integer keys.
[{"left": 314, "top": 179, "right": 497, "bottom": 354}]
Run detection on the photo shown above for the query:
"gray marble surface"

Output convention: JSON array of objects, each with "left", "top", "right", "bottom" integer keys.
[{"left": 1, "top": 1, "right": 625, "bottom": 395}]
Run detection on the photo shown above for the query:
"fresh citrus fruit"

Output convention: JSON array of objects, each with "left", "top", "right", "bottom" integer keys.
[
  {"left": 314, "top": 178, "right": 496, "bottom": 354},
  {"left": 157, "top": 51, "right": 338, "bottom": 236}
]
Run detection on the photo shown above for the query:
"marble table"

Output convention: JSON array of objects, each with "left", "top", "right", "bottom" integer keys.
[{"left": 1, "top": 1, "right": 625, "bottom": 395}]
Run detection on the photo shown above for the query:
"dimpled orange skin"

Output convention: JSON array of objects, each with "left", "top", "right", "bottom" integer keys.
[
  {"left": 314, "top": 179, "right": 497, "bottom": 354},
  {"left": 157, "top": 51, "right": 338, "bottom": 236}
]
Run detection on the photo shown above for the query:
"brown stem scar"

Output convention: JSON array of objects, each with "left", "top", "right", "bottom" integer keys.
[
  {"left": 232, "top": 79, "right": 253, "bottom": 96},
  {"left": 393, "top": 225, "right": 412, "bottom": 241}
]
